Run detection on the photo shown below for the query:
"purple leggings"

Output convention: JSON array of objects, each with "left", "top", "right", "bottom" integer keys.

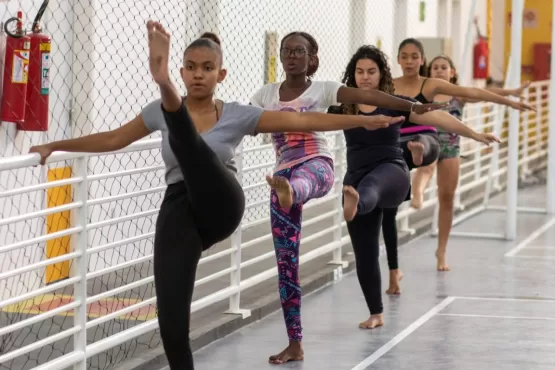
[{"left": 270, "top": 156, "right": 335, "bottom": 341}]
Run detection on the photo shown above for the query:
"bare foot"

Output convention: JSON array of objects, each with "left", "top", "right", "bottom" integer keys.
[
  {"left": 435, "top": 250, "right": 450, "bottom": 271},
  {"left": 359, "top": 314, "right": 384, "bottom": 329},
  {"left": 407, "top": 140, "right": 425, "bottom": 166},
  {"left": 269, "top": 341, "right": 304, "bottom": 364},
  {"left": 386, "top": 269, "right": 403, "bottom": 295},
  {"left": 410, "top": 190, "right": 424, "bottom": 209},
  {"left": 343, "top": 186, "right": 359, "bottom": 221},
  {"left": 266, "top": 175, "right": 293, "bottom": 210},
  {"left": 146, "top": 21, "right": 171, "bottom": 84}
]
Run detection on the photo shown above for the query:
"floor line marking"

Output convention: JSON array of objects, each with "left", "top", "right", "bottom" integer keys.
[
  {"left": 523, "top": 246, "right": 555, "bottom": 250},
  {"left": 437, "top": 313, "right": 555, "bottom": 321},
  {"left": 505, "top": 217, "right": 555, "bottom": 257},
  {"left": 348, "top": 297, "right": 455, "bottom": 370},
  {"left": 512, "top": 255, "right": 555, "bottom": 260},
  {"left": 451, "top": 296, "right": 555, "bottom": 303}
]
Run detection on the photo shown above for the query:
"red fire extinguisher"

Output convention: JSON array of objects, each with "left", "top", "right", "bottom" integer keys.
[
  {"left": 473, "top": 19, "right": 489, "bottom": 80},
  {"left": 0, "top": 11, "right": 31, "bottom": 125},
  {"left": 22, "top": 1, "right": 51, "bottom": 131},
  {"left": 473, "top": 36, "right": 489, "bottom": 79}
]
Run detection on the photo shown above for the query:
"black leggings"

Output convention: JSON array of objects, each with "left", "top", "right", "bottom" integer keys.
[
  {"left": 346, "top": 163, "right": 409, "bottom": 315},
  {"left": 154, "top": 104, "right": 245, "bottom": 369},
  {"left": 400, "top": 133, "right": 440, "bottom": 169},
  {"left": 382, "top": 207, "right": 399, "bottom": 270},
  {"left": 381, "top": 133, "right": 440, "bottom": 271}
]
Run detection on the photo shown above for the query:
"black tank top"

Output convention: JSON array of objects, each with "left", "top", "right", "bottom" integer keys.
[
  {"left": 327, "top": 101, "right": 409, "bottom": 187},
  {"left": 398, "top": 81, "right": 436, "bottom": 135},
  {"left": 414, "top": 78, "right": 432, "bottom": 104}
]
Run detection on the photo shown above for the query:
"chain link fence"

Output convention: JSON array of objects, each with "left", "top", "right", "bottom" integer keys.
[{"left": 0, "top": 0, "right": 507, "bottom": 369}]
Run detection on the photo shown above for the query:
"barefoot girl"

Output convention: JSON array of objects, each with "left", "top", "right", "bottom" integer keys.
[
  {"left": 391, "top": 39, "right": 532, "bottom": 271},
  {"left": 250, "top": 32, "right": 445, "bottom": 364},
  {"left": 331, "top": 45, "right": 499, "bottom": 330}
]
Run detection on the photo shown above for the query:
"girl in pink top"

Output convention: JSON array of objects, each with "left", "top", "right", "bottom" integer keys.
[{"left": 250, "top": 32, "right": 444, "bottom": 364}]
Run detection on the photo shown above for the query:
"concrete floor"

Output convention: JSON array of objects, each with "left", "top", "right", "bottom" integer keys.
[{"left": 182, "top": 183, "right": 555, "bottom": 370}]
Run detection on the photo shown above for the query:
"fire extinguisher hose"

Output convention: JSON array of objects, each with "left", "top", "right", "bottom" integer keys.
[
  {"left": 3, "top": 17, "right": 23, "bottom": 38},
  {"left": 4, "top": 0, "right": 49, "bottom": 37},
  {"left": 32, "top": 0, "right": 50, "bottom": 32}
]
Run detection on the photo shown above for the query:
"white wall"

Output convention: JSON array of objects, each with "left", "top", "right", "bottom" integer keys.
[{"left": 408, "top": 0, "right": 439, "bottom": 38}]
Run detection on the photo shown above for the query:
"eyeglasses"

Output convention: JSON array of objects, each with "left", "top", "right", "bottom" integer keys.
[{"left": 280, "top": 47, "right": 308, "bottom": 57}]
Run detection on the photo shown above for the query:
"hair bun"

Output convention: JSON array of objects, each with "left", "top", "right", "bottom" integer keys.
[{"left": 200, "top": 32, "right": 221, "bottom": 46}]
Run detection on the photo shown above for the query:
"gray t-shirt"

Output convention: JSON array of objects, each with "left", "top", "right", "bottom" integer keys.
[{"left": 141, "top": 100, "right": 264, "bottom": 185}]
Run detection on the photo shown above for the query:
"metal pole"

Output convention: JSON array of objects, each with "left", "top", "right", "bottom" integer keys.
[
  {"left": 506, "top": 0, "right": 524, "bottom": 240},
  {"left": 451, "top": 0, "right": 478, "bottom": 211},
  {"left": 73, "top": 155, "right": 89, "bottom": 370}
]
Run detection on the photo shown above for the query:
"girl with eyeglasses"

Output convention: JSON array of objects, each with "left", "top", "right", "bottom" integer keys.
[{"left": 249, "top": 32, "right": 445, "bottom": 365}]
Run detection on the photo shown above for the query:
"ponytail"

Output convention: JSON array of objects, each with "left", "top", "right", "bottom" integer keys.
[{"left": 419, "top": 61, "right": 428, "bottom": 77}]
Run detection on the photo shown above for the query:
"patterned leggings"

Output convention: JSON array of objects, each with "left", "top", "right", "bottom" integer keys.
[{"left": 270, "top": 156, "right": 335, "bottom": 342}]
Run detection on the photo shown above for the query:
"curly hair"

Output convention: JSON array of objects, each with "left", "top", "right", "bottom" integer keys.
[
  {"left": 280, "top": 31, "right": 319, "bottom": 79},
  {"left": 340, "top": 45, "right": 395, "bottom": 115},
  {"left": 428, "top": 54, "right": 458, "bottom": 84}
]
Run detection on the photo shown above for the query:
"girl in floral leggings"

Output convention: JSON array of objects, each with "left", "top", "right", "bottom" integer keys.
[{"left": 250, "top": 32, "right": 445, "bottom": 364}]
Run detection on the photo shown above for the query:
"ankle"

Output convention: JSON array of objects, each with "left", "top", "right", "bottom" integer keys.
[{"left": 288, "top": 340, "right": 303, "bottom": 349}]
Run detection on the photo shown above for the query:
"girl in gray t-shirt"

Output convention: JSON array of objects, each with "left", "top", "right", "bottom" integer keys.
[{"left": 29, "top": 21, "right": 405, "bottom": 369}]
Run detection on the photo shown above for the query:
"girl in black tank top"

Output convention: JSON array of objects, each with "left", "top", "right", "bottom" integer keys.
[
  {"left": 381, "top": 39, "right": 533, "bottom": 286},
  {"left": 326, "top": 45, "right": 500, "bottom": 327}
]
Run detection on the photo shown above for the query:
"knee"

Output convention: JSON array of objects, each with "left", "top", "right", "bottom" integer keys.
[
  {"left": 358, "top": 187, "right": 379, "bottom": 214},
  {"left": 438, "top": 191, "right": 456, "bottom": 209},
  {"left": 417, "top": 163, "right": 436, "bottom": 177},
  {"left": 382, "top": 220, "right": 397, "bottom": 239},
  {"left": 382, "top": 207, "right": 398, "bottom": 219},
  {"left": 381, "top": 210, "right": 397, "bottom": 229}
]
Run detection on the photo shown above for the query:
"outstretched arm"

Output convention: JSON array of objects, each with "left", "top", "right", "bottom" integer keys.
[
  {"left": 336, "top": 86, "right": 448, "bottom": 114},
  {"left": 256, "top": 110, "right": 405, "bottom": 133},
  {"left": 409, "top": 110, "right": 499, "bottom": 145},
  {"left": 463, "top": 81, "right": 531, "bottom": 103},
  {"left": 487, "top": 81, "right": 531, "bottom": 97},
  {"left": 28, "top": 116, "right": 150, "bottom": 165},
  {"left": 428, "top": 78, "right": 533, "bottom": 111}
]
